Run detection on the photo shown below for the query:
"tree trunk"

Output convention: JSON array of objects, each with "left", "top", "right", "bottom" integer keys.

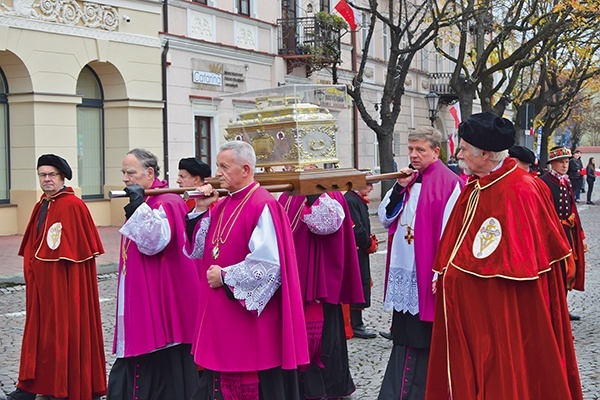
[{"left": 377, "top": 132, "right": 395, "bottom": 198}]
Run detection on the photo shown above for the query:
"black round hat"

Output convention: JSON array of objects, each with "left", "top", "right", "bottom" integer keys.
[
  {"left": 508, "top": 145, "right": 536, "bottom": 165},
  {"left": 178, "top": 157, "right": 211, "bottom": 178},
  {"left": 458, "top": 112, "right": 516, "bottom": 152},
  {"left": 37, "top": 154, "right": 72, "bottom": 180}
]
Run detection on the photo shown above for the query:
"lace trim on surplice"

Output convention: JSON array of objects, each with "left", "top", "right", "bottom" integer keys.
[
  {"left": 184, "top": 216, "right": 211, "bottom": 259},
  {"left": 302, "top": 194, "right": 344, "bottom": 235},
  {"left": 223, "top": 259, "right": 281, "bottom": 315},
  {"left": 119, "top": 203, "right": 170, "bottom": 256},
  {"left": 384, "top": 267, "right": 420, "bottom": 315}
]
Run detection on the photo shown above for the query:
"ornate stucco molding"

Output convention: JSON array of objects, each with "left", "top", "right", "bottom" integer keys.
[
  {"left": 0, "top": 14, "right": 161, "bottom": 47},
  {"left": 1, "top": 0, "right": 119, "bottom": 30}
]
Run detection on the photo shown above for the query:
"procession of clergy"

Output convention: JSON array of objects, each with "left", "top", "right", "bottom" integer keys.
[{"left": 4, "top": 111, "right": 586, "bottom": 400}]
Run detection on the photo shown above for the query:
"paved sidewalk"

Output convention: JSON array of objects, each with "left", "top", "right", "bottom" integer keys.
[{"left": 0, "top": 226, "right": 121, "bottom": 285}]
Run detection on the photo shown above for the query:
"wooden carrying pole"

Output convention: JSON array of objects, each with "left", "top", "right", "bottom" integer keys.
[{"left": 108, "top": 169, "right": 409, "bottom": 199}]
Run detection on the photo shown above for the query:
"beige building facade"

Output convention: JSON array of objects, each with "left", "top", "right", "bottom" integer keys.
[
  {"left": 0, "top": 0, "right": 163, "bottom": 234},
  {"left": 0, "top": 0, "right": 466, "bottom": 234}
]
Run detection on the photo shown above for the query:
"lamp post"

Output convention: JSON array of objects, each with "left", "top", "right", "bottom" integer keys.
[{"left": 425, "top": 90, "right": 440, "bottom": 126}]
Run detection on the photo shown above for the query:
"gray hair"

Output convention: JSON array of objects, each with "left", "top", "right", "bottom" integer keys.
[
  {"left": 220, "top": 141, "right": 256, "bottom": 170},
  {"left": 469, "top": 145, "right": 508, "bottom": 162},
  {"left": 127, "top": 148, "right": 161, "bottom": 177},
  {"left": 408, "top": 126, "right": 443, "bottom": 149}
]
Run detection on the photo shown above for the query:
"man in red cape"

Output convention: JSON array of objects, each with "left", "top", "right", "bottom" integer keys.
[
  {"left": 425, "top": 112, "right": 583, "bottom": 400},
  {"left": 7, "top": 154, "right": 106, "bottom": 400}
]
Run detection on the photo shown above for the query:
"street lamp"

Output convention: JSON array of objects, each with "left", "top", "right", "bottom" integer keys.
[{"left": 425, "top": 90, "right": 440, "bottom": 126}]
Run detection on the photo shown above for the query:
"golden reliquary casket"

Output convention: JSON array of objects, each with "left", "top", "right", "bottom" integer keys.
[{"left": 225, "top": 94, "right": 339, "bottom": 170}]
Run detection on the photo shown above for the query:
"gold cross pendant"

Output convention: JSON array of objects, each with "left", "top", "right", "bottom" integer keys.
[
  {"left": 212, "top": 245, "right": 220, "bottom": 259},
  {"left": 404, "top": 226, "right": 414, "bottom": 244}
]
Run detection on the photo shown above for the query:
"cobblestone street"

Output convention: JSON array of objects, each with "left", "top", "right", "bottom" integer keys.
[{"left": 0, "top": 203, "right": 598, "bottom": 399}]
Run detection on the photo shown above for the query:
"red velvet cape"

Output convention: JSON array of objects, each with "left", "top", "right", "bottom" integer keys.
[
  {"left": 426, "top": 159, "right": 582, "bottom": 400},
  {"left": 17, "top": 188, "right": 106, "bottom": 399}
]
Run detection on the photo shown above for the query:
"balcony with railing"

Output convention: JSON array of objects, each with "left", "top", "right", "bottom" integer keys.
[
  {"left": 277, "top": 16, "right": 342, "bottom": 77},
  {"left": 429, "top": 72, "right": 459, "bottom": 105}
]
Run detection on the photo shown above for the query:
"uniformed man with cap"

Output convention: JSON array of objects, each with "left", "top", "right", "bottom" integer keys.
[
  {"left": 539, "top": 146, "right": 586, "bottom": 318},
  {"left": 6, "top": 155, "right": 106, "bottom": 400},
  {"left": 425, "top": 112, "right": 583, "bottom": 400}
]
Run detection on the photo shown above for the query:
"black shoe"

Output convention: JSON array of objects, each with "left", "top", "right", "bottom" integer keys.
[
  {"left": 352, "top": 325, "right": 377, "bottom": 339},
  {"left": 5, "top": 389, "right": 36, "bottom": 400},
  {"left": 587, "top": 201, "right": 595, "bottom": 205},
  {"left": 569, "top": 313, "right": 581, "bottom": 321},
  {"left": 379, "top": 330, "right": 393, "bottom": 340}
]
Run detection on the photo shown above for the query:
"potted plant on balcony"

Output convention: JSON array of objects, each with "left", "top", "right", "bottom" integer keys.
[{"left": 312, "top": 12, "right": 347, "bottom": 66}]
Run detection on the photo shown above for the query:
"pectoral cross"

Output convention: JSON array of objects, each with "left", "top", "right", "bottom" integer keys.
[{"left": 404, "top": 226, "right": 414, "bottom": 244}]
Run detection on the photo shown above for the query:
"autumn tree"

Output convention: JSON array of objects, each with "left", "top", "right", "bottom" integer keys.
[
  {"left": 510, "top": 4, "right": 600, "bottom": 163},
  {"left": 435, "top": 0, "right": 591, "bottom": 120},
  {"left": 556, "top": 78, "right": 600, "bottom": 149},
  {"left": 343, "top": 0, "right": 463, "bottom": 192}
]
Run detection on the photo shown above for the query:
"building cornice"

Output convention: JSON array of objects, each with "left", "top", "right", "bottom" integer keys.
[
  {"left": 163, "top": 34, "right": 275, "bottom": 66},
  {"left": 0, "top": 16, "right": 161, "bottom": 48}
]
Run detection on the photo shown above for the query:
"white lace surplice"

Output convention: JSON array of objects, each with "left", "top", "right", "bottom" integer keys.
[
  {"left": 222, "top": 205, "right": 282, "bottom": 316},
  {"left": 184, "top": 204, "right": 282, "bottom": 315},
  {"left": 119, "top": 203, "right": 171, "bottom": 256},
  {"left": 116, "top": 202, "right": 172, "bottom": 357},
  {"left": 302, "top": 194, "right": 345, "bottom": 235},
  {"left": 380, "top": 183, "right": 421, "bottom": 314},
  {"left": 184, "top": 212, "right": 211, "bottom": 259}
]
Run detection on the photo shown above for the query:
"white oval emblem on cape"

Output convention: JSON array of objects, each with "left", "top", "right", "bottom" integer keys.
[
  {"left": 47, "top": 222, "right": 62, "bottom": 250},
  {"left": 472, "top": 217, "right": 502, "bottom": 259}
]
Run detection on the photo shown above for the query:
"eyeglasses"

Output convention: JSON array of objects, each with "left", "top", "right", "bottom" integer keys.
[{"left": 38, "top": 172, "right": 61, "bottom": 179}]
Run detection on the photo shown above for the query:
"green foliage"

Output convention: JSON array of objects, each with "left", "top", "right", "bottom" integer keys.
[
  {"left": 298, "top": 43, "right": 314, "bottom": 55},
  {"left": 316, "top": 11, "right": 349, "bottom": 31}
]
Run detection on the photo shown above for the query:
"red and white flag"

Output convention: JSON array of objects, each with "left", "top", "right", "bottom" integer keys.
[
  {"left": 449, "top": 102, "right": 461, "bottom": 129},
  {"left": 448, "top": 103, "right": 462, "bottom": 155},
  {"left": 334, "top": 0, "right": 361, "bottom": 31}
]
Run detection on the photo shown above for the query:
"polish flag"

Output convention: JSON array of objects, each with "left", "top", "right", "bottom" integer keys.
[
  {"left": 448, "top": 103, "right": 461, "bottom": 155},
  {"left": 449, "top": 102, "right": 461, "bottom": 129},
  {"left": 334, "top": 0, "right": 361, "bottom": 31}
]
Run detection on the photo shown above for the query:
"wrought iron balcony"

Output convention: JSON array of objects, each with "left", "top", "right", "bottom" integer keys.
[
  {"left": 429, "top": 72, "right": 459, "bottom": 105},
  {"left": 277, "top": 16, "right": 342, "bottom": 76}
]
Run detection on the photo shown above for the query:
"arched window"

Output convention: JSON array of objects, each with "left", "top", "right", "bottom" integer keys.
[
  {"left": 76, "top": 66, "right": 104, "bottom": 198},
  {"left": 0, "top": 69, "right": 9, "bottom": 203}
]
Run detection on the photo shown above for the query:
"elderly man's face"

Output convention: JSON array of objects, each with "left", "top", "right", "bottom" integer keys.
[
  {"left": 550, "top": 159, "right": 569, "bottom": 175},
  {"left": 38, "top": 166, "right": 65, "bottom": 197},
  {"left": 457, "top": 139, "right": 485, "bottom": 176},
  {"left": 121, "top": 154, "right": 155, "bottom": 189},
  {"left": 215, "top": 149, "right": 249, "bottom": 192},
  {"left": 407, "top": 139, "right": 440, "bottom": 173},
  {"left": 176, "top": 169, "right": 203, "bottom": 188}
]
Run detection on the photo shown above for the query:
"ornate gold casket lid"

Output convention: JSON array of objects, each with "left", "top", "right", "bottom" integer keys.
[
  {"left": 224, "top": 85, "right": 348, "bottom": 169},
  {"left": 227, "top": 95, "right": 336, "bottom": 127}
]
